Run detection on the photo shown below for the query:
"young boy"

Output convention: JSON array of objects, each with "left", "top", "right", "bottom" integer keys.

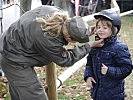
[{"left": 84, "top": 10, "right": 133, "bottom": 100}]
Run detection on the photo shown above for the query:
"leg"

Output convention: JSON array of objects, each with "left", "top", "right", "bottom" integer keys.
[
  {"left": 1, "top": 58, "right": 48, "bottom": 100},
  {"left": 41, "top": 0, "right": 49, "bottom": 5},
  {"left": 8, "top": 80, "right": 48, "bottom": 100},
  {"left": 0, "top": 54, "right": 4, "bottom": 77},
  {"left": 0, "top": 68, "right": 3, "bottom": 76}
]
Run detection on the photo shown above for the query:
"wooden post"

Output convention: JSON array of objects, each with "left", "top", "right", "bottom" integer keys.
[
  {"left": 45, "top": 62, "right": 57, "bottom": 100},
  {"left": 20, "top": 0, "right": 32, "bottom": 16}
]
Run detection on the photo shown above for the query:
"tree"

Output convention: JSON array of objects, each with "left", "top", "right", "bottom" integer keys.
[
  {"left": 54, "top": 0, "right": 75, "bottom": 17},
  {"left": 20, "top": 0, "right": 32, "bottom": 16}
]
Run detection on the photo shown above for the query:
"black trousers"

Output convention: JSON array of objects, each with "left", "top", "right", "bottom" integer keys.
[{"left": 41, "top": 0, "right": 50, "bottom": 5}]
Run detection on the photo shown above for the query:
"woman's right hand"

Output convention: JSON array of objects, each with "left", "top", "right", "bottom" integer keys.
[{"left": 88, "top": 39, "right": 104, "bottom": 48}]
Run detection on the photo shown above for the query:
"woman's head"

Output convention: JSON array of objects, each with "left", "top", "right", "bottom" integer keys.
[
  {"left": 36, "top": 12, "right": 90, "bottom": 43},
  {"left": 66, "top": 16, "right": 90, "bottom": 43},
  {"left": 36, "top": 11, "right": 69, "bottom": 37}
]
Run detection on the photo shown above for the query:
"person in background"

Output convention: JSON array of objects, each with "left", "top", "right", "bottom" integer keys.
[
  {"left": 40, "top": 0, "right": 52, "bottom": 5},
  {"left": 0, "top": 66, "right": 4, "bottom": 77},
  {"left": 0, "top": 45, "right": 4, "bottom": 80},
  {"left": 1, "top": 5, "right": 104, "bottom": 100},
  {"left": 84, "top": 10, "right": 133, "bottom": 100}
]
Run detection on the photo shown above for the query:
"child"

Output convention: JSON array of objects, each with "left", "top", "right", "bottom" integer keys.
[{"left": 84, "top": 10, "right": 133, "bottom": 100}]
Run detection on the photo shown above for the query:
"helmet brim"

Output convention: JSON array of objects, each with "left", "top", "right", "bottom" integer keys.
[{"left": 94, "top": 14, "right": 113, "bottom": 21}]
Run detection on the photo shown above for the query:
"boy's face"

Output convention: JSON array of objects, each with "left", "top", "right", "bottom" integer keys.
[{"left": 96, "top": 21, "right": 112, "bottom": 39}]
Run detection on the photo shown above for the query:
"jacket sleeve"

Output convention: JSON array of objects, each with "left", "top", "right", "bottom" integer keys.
[
  {"left": 84, "top": 52, "right": 94, "bottom": 82},
  {"left": 54, "top": 44, "right": 91, "bottom": 67},
  {"left": 33, "top": 32, "right": 91, "bottom": 67},
  {"left": 44, "top": 43, "right": 91, "bottom": 67},
  {"left": 106, "top": 44, "right": 132, "bottom": 80}
]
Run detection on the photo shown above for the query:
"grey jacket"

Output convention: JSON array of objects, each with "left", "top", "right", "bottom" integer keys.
[{"left": 1, "top": 5, "right": 91, "bottom": 67}]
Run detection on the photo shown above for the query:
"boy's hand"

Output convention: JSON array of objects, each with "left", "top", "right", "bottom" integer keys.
[
  {"left": 86, "top": 77, "right": 96, "bottom": 89},
  {"left": 101, "top": 63, "right": 108, "bottom": 75}
]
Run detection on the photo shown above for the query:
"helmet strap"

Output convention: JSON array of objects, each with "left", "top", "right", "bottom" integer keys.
[{"left": 104, "top": 26, "right": 117, "bottom": 42}]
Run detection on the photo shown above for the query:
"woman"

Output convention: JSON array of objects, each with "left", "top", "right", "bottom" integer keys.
[{"left": 1, "top": 5, "right": 104, "bottom": 100}]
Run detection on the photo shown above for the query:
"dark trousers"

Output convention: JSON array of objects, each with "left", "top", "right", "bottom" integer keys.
[
  {"left": 1, "top": 57, "right": 48, "bottom": 100},
  {"left": 41, "top": 0, "right": 49, "bottom": 5}
]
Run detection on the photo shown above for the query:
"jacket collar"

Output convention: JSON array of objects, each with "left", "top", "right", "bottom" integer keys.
[{"left": 103, "top": 36, "right": 117, "bottom": 47}]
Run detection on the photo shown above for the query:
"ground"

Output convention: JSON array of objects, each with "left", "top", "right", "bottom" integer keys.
[{"left": 57, "top": 66, "right": 133, "bottom": 100}]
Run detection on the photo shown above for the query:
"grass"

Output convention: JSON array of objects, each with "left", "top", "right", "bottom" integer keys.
[{"left": 120, "top": 16, "right": 133, "bottom": 100}]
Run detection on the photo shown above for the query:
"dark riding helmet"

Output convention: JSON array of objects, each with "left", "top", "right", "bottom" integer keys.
[{"left": 94, "top": 10, "right": 121, "bottom": 33}]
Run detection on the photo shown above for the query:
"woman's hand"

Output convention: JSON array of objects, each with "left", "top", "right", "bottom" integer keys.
[
  {"left": 88, "top": 39, "right": 104, "bottom": 48},
  {"left": 86, "top": 77, "right": 96, "bottom": 89},
  {"left": 101, "top": 63, "right": 108, "bottom": 75}
]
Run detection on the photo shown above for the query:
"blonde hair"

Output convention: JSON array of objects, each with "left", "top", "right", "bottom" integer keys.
[{"left": 36, "top": 12, "right": 70, "bottom": 37}]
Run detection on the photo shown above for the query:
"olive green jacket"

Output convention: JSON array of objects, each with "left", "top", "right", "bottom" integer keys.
[{"left": 2, "top": 5, "right": 91, "bottom": 67}]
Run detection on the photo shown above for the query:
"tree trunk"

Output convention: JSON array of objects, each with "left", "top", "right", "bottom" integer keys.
[
  {"left": 53, "top": 0, "right": 75, "bottom": 17},
  {"left": 20, "top": 0, "right": 32, "bottom": 16}
]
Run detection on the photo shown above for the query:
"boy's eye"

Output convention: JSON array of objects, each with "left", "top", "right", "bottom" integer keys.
[
  {"left": 103, "top": 27, "right": 107, "bottom": 29},
  {"left": 97, "top": 26, "right": 101, "bottom": 29}
]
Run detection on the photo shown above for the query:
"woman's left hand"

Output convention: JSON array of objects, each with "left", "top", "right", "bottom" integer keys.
[
  {"left": 101, "top": 63, "right": 108, "bottom": 75},
  {"left": 88, "top": 39, "right": 104, "bottom": 48}
]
